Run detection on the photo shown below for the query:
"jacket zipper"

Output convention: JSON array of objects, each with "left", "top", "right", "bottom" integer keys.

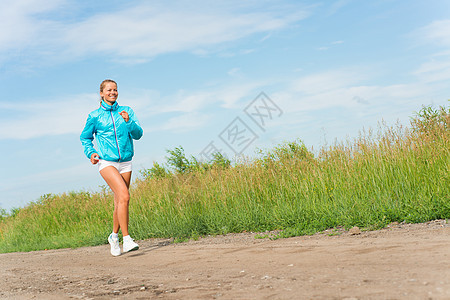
[{"left": 110, "top": 110, "right": 122, "bottom": 161}]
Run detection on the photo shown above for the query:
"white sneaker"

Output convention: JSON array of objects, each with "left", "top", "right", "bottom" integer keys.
[
  {"left": 123, "top": 237, "right": 139, "bottom": 253},
  {"left": 108, "top": 234, "right": 121, "bottom": 256}
]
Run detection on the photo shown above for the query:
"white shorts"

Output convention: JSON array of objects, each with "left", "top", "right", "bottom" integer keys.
[{"left": 98, "top": 159, "right": 132, "bottom": 174}]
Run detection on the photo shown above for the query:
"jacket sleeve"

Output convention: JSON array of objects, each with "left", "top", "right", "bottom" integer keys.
[
  {"left": 80, "top": 114, "right": 97, "bottom": 159},
  {"left": 125, "top": 108, "right": 143, "bottom": 140}
]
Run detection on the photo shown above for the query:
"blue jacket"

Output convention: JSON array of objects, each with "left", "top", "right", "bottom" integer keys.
[{"left": 80, "top": 100, "right": 143, "bottom": 162}]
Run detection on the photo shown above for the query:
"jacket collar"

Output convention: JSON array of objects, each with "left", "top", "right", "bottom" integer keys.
[{"left": 100, "top": 100, "right": 119, "bottom": 111}]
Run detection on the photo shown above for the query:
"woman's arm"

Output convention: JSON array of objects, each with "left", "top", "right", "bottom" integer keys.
[
  {"left": 122, "top": 108, "right": 143, "bottom": 140},
  {"left": 80, "top": 114, "right": 98, "bottom": 159}
]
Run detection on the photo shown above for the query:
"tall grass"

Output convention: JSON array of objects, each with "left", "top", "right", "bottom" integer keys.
[{"left": 0, "top": 104, "right": 448, "bottom": 253}]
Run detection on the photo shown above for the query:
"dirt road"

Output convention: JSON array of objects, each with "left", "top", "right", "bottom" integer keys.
[{"left": 1, "top": 220, "right": 449, "bottom": 299}]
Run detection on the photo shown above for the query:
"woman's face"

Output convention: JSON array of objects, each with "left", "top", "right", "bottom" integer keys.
[{"left": 100, "top": 82, "right": 118, "bottom": 104}]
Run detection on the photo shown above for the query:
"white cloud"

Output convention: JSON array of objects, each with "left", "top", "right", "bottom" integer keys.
[
  {"left": 155, "top": 91, "right": 216, "bottom": 114},
  {"left": 269, "top": 68, "right": 444, "bottom": 152},
  {"left": 413, "top": 56, "right": 450, "bottom": 83},
  {"left": 326, "top": 0, "right": 353, "bottom": 17},
  {"left": 131, "top": 67, "right": 436, "bottom": 136},
  {"left": 417, "top": 19, "right": 450, "bottom": 47},
  {"left": 317, "top": 40, "right": 344, "bottom": 51},
  {"left": 158, "top": 112, "right": 211, "bottom": 133},
  {"left": 0, "top": 94, "right": 98, "bottom": 140},
  {"left": 276, "top": 67, "right": 438, "bottom": 118},
  {"left": 290, "top": 69, "right": 368, "bottom": 95},
  {"left": 1, "top": 0, "right": 309, "bottom": 65},
  {"left": 228, "top": 68, "right": 242, "bottom": 77},
  {"left": 138, "top": 80, "right": 266, "bottom": 116},
  {"left": 412, "top": 19, "right": 450, "bottom": 83},
  {"left": 63, "top": 2, "right": 306, "bottom": 59},
  {"left": 217, "top": 82, "right": 268, "bottom": 109},
  {"left": 0, "top": 0, "right": 65, "bottom": 55}
]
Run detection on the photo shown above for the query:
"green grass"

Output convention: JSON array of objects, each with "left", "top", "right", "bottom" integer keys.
[{"left": 0, "top": 104, "right": 448, "bottom": 253}]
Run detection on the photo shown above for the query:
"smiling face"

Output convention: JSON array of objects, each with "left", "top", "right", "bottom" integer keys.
[{"left": 100, "top": 81, "right": 118, "bottom": 105}]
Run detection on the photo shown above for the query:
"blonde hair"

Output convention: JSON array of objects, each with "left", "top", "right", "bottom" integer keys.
[{"left": 99, "top": 79, "right": 117, "bottom": 104}]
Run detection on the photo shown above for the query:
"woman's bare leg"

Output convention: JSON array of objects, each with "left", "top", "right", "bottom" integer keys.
[{"left": 100, "top": 167, "right": 132, "bottom": 236}]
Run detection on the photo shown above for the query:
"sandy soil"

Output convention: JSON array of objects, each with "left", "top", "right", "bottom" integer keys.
[{"left": 0, "top": 220, "right": 449, "bottom": 300}]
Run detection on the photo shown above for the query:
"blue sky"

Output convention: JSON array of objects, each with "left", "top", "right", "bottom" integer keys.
[{"left": 1, "top": 0, "right": 449, "bottom": 211}]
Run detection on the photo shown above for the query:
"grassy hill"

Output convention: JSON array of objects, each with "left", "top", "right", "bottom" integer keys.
[{"left": 0, "top": 104, "right": 448, "bottom": 253}]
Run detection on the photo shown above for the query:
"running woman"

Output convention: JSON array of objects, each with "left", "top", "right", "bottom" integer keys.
[{"left": 80, "top": 79, "right": 143, "bottom": 256}]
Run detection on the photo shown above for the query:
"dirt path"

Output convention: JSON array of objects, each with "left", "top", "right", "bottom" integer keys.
[{"left": 0, "top": 220, "right": 449, "bottom": 300}]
